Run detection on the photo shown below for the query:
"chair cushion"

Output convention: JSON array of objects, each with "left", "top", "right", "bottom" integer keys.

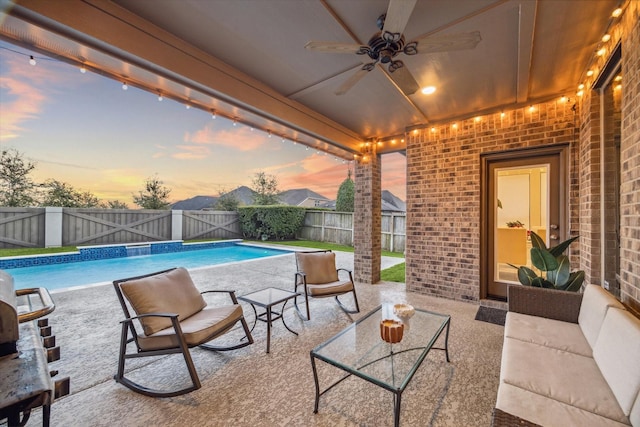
[
  {"left": 306, "top": 280, "right": 354, "bottom": 297},
  {"left": 505, "top": 312, "right": 593, "bottom": 357},
  {"left": 593, "top": 307, "right": 640, "bottom": 417},
  {"left": 578, "top": 284, "right": 625, "bottom": 348},
  {"left": 137, "top": 305, "right": 243, "bottom": 351},
  {"left": 120, "top": 267, "right": 206, "bottom": 335},
  {"left": 296, "top": 252, "right": 339, "bottom": 284}
]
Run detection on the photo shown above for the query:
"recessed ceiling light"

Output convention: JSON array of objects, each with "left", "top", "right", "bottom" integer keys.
[
  {"left": 421, "top": 86, "right": 436, "bottom": 95},
  {"left": 612, "top": 8, "right": 622, "bottom": 18}
]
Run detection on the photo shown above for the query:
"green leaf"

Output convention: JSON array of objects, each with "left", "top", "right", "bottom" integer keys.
[
  {"left": 516, "top": 266, "right": 538, "bottom": 286},
  {"left": 531, "top": 247, "right": 559, "bottom": 271},
  {"left": 530, "top": 277, "right": 555, "bottom": 288},
  {"left": 547, "top": 255, "right": 570, "bottom": 286},
  {"left": 559, "top": 271, "right": 585, "bottom": 292},
  {"left": 529, "top": 231, "right": 547, "bottom": 250},
  {"left": 549, "top": 235, "right": 580, "bottom": 257}
]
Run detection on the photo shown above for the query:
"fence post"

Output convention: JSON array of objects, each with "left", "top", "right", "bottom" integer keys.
[
  {"left": 172, "top": 210, "right": 183, "bottom": 240},
  {"left": 45, "top": 207, "right": 63, "bottom": 248},
  {"left": 321, "top": 211, "right": 325, "bottom": 242},
  {"left": 390, "top": 213, "right": 395, "bottom": 253}
]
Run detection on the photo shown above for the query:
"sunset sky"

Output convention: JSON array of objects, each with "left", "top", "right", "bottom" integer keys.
[{"left": 0, "top": 40, "right": 406, "bottom": 205}]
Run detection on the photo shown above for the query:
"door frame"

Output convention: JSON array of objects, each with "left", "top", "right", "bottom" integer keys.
[{"left": 479, "top": 144, "right": 570, "bottom": 301}]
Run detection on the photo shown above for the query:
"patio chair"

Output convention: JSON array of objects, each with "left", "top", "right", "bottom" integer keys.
[
  {"left": 294, "top": 250, "right": 360, "bottom": 321},
  {"left": 112, "top": 267, "right": 253, "bottom": 397}
]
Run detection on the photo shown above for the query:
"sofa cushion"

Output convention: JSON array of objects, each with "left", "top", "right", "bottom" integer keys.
[
  {"left": 578, "top": 284, "right": 625, "bottom": 348},
  {"left": 120, "top": 267, "right": 206, "bottom": 336},
  {"left": 505, "top": 312, "right": 592, "bottom": 357},
  {"left": 500, "top": 337, "right": 629, "bottom": 424},
  {"left": 593, "top": 307, "right": 640, "bottom": 417},
  {"left": 496, "top": 382, "right": 631, "bottom": 427}
]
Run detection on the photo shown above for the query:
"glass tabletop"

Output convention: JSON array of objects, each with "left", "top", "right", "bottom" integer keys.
[
  {"left": 238, "top": 287, "right": 299, "bottom": 308},
  {"left": 311, "top": 304, "right": 450, "bottom": 391}
]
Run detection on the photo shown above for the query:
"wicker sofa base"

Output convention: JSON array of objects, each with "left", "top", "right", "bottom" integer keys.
[{"left": 491, "top": 408, "right": 541, "bottom": 427}]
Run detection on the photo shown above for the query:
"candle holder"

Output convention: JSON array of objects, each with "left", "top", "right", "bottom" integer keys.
[{"left": 380, "top": 319, "right": 404, "bottom": 344}]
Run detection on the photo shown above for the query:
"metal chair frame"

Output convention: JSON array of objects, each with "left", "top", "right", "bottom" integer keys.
[
  {"left": 293, "top": 250, "right": 360, "bottom": 321},
  {"left": 113, "top": 268, "right": 253, "bottom": 397}
]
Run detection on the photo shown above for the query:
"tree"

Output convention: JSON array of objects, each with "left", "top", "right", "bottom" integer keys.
[
  {"left": 40, "top": 179, "right": 100, "bottom": 207},
  {"left": 335, "top": 169, "right": 354, "bottom": 212},
  {"left": 133, "top": 176, "right": 172, "bottom": 209},
  {"left": 0, "top": 149, "right": 37, "bottom": 206},
  {"left": 101, "top": 200, "right": 129, "bottom": 209},
  {"left": 215, "top": 188, "right": 240, "bottom": 211},
  {"left": 251, "top": 171, "right": 280, "bottom": 205}
]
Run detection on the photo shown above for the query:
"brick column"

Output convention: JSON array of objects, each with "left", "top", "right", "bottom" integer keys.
[{"left": 354, "top": 152, "right": 381, "bottom": 284}]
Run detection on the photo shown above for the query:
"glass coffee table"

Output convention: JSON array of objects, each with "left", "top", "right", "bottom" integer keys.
[
  {"left": 238, "top": 287, "right": 301, "bottom": 353},
  {"left": 310, "top": 304, "right": 451, "bottom": 426}
]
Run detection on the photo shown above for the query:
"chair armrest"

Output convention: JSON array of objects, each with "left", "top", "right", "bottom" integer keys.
[
  {"left": 120, "top": 312, "right": 178, "bottom": 323},
  {"left": 337, "top": 268, "right": 352, "bottom": 274},
  {"left": 508, "top": 285, "right": 583, "bottom": 323},
  {"left": 201, "top": 289, "right": 240, "bottom": 304}
]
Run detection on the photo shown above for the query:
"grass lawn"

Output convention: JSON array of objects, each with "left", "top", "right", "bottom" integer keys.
[
  {"left": 262, "top": 240, "right": 404, "bottom": 258},
  {"left": 380, "top": 262, "right": 405, "bottom": 283}
]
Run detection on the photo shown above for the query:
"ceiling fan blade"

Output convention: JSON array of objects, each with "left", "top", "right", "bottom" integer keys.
[
  {"left": 383, "top": 0, "right": 418, "bottom": 35},
  {"left": 388, "top": 65, "right": 420, "bottom": 96},
  {"left": 305, "top": 41, "right": 366, "bottom": 54},
  {"left": 412, "top": 31, "right": 482, "bottom": 54},
  {"left": 335, "top": 68, "right": 370, "bottom": 96}
]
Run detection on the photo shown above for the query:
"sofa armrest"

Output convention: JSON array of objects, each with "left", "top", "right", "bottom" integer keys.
[{"left": 508, "top": 285, "right": 583, "bottom": 323}]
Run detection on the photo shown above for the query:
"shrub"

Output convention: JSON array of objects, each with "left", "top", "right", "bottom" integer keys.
[{"left": 238, "top": 205, "right": 306, "bottom": 240}]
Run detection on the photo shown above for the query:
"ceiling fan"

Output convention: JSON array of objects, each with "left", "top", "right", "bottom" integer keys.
[{"left": 305, "top": 0, "right": 481, "bottom": 96}]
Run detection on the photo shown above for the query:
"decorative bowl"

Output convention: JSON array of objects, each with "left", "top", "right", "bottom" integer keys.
[
  {"left": 380, "top": 319, "right": 404, "bottom": 344},
  {"left": 393, "top": 303, "right": 415, "bottom": 319}
]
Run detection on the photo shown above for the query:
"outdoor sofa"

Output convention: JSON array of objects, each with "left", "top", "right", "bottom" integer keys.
[{"left": 493, "top": 284, "right": 640, "bottom": 427}]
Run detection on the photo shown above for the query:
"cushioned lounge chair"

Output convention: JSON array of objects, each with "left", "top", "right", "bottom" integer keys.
[
  {"left": 112, "top": 267, "right": 253, "bottom": 397},
  {"left": 293, "top": 250, "right": 360, "bottom": 321}
]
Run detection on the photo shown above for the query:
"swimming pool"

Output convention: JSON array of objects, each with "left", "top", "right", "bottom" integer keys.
[{"left": 5, "top": 244, "right": 291, "bottom": 292}]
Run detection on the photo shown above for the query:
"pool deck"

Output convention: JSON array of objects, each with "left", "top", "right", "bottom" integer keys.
[{"left": 20, "top": 245, "right": 504, "bottom": 426}]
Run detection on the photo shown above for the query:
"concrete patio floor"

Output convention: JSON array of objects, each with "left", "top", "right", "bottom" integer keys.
[{"left": 21, "top": 247, "right": 504, "bottom": 426}]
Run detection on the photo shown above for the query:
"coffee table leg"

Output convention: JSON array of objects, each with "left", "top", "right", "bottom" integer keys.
[
  {"left": 394, "top": 392, "right": 402, "bottom": 427},
  {"left": 444, "top": 319, "right": 451, "bottom": 362},
  {"left": 310, "top": 353, "right": 321, "bottom": 413}
]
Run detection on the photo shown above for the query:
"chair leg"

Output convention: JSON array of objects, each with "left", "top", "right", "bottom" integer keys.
[
  {"left": 335, "top": 289, "right": 360, "bottom": 314},
  {"left": 114, "top": 323, "right": 201, "bottom": 398},
  {"left": 293, "top": 285, "right": 311, "bottom": 321}
]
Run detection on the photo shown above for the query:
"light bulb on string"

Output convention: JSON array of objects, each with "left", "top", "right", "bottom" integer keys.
[
  {"left": 122, "top": 82, "right": 128, "bottom": 91},
  {"left": 158, "top": 93, "right": 163, "bottom": 102},
  {"left": 79, "top": 65, "right": 87, "bottom": 74},
  {"left": 211, "top": 110, "right": 216, "bottom": 119},
  {"left": 29, "top": 56, "right": 36, "bottom": 66}
]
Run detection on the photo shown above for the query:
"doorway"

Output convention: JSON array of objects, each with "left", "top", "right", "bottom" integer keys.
[{"left": 481, "top": 145, "right": 569, "bottom": 300}]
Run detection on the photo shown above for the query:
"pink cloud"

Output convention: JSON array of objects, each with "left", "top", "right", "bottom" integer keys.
[
  {"left": 172, "top": 144, "right": 211, "bottom": 159},
  {"left": 0, "top": 76, "right": 46, "bottom": 141},
  {"left": 184, "top": 125, "right": 267, "bottom": 151}
]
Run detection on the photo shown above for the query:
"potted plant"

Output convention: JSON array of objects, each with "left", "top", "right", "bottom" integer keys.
[{"left": 509, "top": 231, "right": 585, "bottom": 292}]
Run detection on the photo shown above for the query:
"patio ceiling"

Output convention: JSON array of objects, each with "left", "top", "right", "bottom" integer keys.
[{"left": 0, "top": 0, "right": 619, "bottom": 158}]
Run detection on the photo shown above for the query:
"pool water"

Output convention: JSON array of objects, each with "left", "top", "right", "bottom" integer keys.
[{"left": 7, "top": 245, "right": 290, "bottom": 292}]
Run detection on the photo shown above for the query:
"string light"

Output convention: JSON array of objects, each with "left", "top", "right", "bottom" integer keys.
[
  {"left": 267, "top": 130, "right": 272, "bottom": 138},
  {"left": 601, "top": 34, "right": 611, "bottom": 42},
  {"left": 28, "top": 55, "right": 36, "bottom": 66},
  {"left": 157, "top": 92, "right": 163, "bottom": 101},
  {"left": 79, "top": 65, "right": 87, "bottom": 74},
  {"left": 122, "top": 82, "right": 128, "bottom": 90},
  {"left": 612, "top": 7, "right": 622, "bottom": 18},
  {"left": 211, "top": 110, "right": 216, "bottom": 119},
  {"left": 232, "top": 119, "right": 237, "bottom": 126}
]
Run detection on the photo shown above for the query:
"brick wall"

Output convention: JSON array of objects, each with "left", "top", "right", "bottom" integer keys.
[
  {"left": 354, "top": 152, "right": 382, "bottom": 284},
  {"left": 406, "top": 102, "right": 579, "bottom": 301},
  {"left": 404, "top": 0, "right": 639, "bottom": 312},
  {"left": 620, "top": 2, "right": 640, "bottom": 313}
]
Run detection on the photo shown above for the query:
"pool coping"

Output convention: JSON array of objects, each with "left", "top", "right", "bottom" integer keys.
[{"left": 0, "top": 239, "right": 246, "bottom": 270}]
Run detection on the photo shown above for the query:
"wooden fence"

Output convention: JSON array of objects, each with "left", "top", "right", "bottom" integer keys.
[
  {"left": 0, "top": 208, "right": 403, "bottom": 251},
  {"left": 297, "top": 210, "right": 406, "bottom": 252}
]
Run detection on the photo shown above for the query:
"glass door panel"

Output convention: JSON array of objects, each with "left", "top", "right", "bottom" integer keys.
[{"left": 494, "top": 165, "right": 549, "bottom": 283}]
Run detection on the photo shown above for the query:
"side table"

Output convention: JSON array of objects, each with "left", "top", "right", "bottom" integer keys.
[{"left": 238, "top": 287, "right": 300, "bottom": 353}]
